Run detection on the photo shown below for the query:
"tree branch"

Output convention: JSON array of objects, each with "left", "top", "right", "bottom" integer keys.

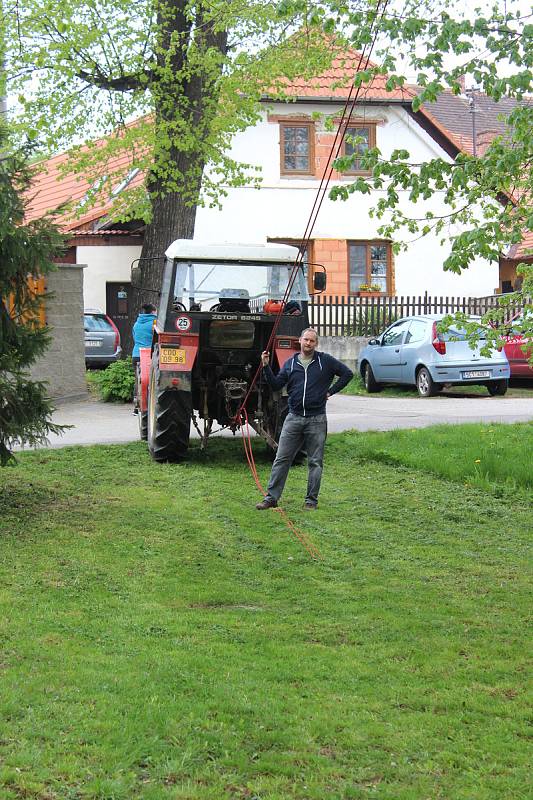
[{"left": 76, "top": 69, "right": 150, "bottom": 92}]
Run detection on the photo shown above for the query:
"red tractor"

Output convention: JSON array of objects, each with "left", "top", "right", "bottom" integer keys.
[{"left": 132, "top": 240, "right": 326, "bottom": 462}]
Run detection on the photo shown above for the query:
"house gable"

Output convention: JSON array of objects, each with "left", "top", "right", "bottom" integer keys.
[{"left": 26, "top": 51, "right": 519, "bottom": 306}]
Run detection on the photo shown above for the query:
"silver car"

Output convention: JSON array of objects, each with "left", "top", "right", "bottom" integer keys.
[
  {"left": 84, "top": 309, "right": 122, "bottom": 367},
  {"left": 358, "top": 314, "right": 510, "bottom": 397}
]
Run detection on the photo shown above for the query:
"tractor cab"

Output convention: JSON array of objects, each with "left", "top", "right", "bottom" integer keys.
[{"left": 133, "top": 240, "right": 326, "bottom": 461}]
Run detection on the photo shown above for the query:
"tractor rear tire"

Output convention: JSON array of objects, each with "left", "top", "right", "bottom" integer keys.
[{"left": 147, "top": 350, "right": 191, "bottom": 462}]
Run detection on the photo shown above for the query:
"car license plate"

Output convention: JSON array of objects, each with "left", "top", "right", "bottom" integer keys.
[
  {"left": 160, "top": 348, "right": 186, "bottom": 365},
  {"left": 86, "top": 340, "right": 102, "bottom": 347},
  {"left": 462, "top": 370, "right": 490, "bottom": 379}
]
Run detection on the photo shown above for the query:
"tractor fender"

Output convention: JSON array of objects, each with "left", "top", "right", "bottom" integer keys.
[
  {"left": 274, "top": 336, "right": 301, "bottom": 369},
  {"left": 158, "top": 333, "right": 199, "bottom": 372}
]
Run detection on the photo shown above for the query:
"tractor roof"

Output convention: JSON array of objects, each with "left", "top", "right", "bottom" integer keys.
[{"left": 165, "top": 240, "right": 299, "bottom": 264}]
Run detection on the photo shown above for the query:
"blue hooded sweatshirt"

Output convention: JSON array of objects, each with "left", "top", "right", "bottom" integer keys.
[
  {"left": 132, "top": 313, "right": 156, "bottom": 357},
  {"left": 263, "top": 351, "right": 353, "bottom": 417}
]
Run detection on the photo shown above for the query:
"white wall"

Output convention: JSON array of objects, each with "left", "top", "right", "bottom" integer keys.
[
  {"left": 394, "top": 238, "right": 498, "bottom": 297},
  {"left": 77, "top": 245, "right": 141, "bottom": 310},
  {"left": 193, "top": 102, "right": 499, "bottom": 296},
  {"left": 79, "top": 101, "right": 499, "bottom": 303}
]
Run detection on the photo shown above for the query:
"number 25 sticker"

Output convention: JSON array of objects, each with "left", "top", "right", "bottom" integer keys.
[{"left": 175, "top": 315, "right": 192, "bottom": 332}]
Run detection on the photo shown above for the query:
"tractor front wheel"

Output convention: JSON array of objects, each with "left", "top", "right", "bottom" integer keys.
[{"left": 147, "top": 349, "right": 191, "bottom": 462}]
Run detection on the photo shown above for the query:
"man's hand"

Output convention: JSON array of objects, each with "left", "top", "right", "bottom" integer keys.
[{"left": 261, "top": 351, "right": 270, "bottom": 367}]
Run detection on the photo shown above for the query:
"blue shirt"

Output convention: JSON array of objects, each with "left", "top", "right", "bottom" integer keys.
[{"left": 132, "top": 313, "right": 156, "bottom": 357}]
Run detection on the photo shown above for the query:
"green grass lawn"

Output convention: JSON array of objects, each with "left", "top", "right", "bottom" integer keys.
[{"left": 1, "top": 424, "right": 531, "bottom": 799}]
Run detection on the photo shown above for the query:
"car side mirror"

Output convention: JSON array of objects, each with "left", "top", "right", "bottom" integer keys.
[{"left": 368, "top": 338, "right": 380, "bottom": 346}]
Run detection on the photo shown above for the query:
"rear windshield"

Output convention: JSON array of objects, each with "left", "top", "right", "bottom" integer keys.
[
  {"left": 84, "top": 314, "right": 113, "bottom": 332},
  {"left": 438, "top": 325, "right": 486, "bottom": 342}
]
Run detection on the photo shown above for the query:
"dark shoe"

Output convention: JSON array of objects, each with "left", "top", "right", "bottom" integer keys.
[
  {"left": 303, "top": 502, "right": 317, "bottom": 511},
  {"left": 256, "top": 496, "right": 278, "bottom": 510}
]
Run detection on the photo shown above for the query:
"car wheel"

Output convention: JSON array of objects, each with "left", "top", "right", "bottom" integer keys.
[
  {"left": 416, "top": 366, "right": 438, "bottom": 397},
  {"left": 363, "top": 362, "right": 381, "bottom": 393},
  {"left": 486, "top": 379, "right": 508, "bottom": 396}
]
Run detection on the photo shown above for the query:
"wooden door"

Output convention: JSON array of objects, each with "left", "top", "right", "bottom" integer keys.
[{"left": 106, "top": 282, "right": 132, "bottom": 353}]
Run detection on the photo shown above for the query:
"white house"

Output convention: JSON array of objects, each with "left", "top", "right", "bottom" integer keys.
[{"left": 27, "top": 52, "right": 515, "bottom": 339}]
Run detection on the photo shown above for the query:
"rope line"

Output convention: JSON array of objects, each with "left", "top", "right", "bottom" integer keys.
[
  {"left": 239, "top": 408, "right": 322, "bottom": 561},
  {"left": 235, "top": 1, "right": 390, "bottom": 558},
  {"left": 236, "top": 0, "right": 390, "bottom": 419}
]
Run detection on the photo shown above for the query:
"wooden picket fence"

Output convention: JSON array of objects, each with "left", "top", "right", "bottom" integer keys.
[{"left": 308, "top": 293, "right": 527, "bottom": 337}]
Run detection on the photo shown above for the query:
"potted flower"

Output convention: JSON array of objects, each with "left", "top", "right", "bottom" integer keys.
[{"left": 357, "top": 283, "right": 382, "bottom": 297}]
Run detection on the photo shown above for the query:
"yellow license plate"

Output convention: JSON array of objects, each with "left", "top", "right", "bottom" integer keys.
[{"left": 160, "top": 348, "right": 186, "bottom": 365}]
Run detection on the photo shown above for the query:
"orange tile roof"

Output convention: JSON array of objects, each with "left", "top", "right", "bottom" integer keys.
[
  {"left": 25, "top": 140, "right": 144, "bottom": 230},
  {"left": 270, "top": 50, "right": 416, "bottom": 102}
]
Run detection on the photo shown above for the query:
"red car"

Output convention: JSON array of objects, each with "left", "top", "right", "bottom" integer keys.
[{"left": 504, "top": 316, "right": 533, "bottom": 378}]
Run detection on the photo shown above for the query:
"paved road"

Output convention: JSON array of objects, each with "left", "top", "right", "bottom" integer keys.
[{"left": 15, "top": 392, "right": 533, "bottom": 451}]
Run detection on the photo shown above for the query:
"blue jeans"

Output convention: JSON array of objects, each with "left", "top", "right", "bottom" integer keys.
[{"left": 266, "top": 413, "right": 327, "bottom": 505}]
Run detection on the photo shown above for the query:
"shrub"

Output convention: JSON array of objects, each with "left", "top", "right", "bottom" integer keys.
[{"left": 94, "top": 358, "right": 135, "bottom": 402}]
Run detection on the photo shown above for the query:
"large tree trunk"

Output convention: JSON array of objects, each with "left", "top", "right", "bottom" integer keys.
[
  {"left": 123, "top": 1, "right": 227, "bottom": 354},
  {"left": 124, "top": 177, "right": 202, "bottom": 355}
]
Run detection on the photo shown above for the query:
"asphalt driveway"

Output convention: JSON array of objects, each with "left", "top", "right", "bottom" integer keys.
[{"left": 16, "top": 392, "right": 533, "bottom": 451}]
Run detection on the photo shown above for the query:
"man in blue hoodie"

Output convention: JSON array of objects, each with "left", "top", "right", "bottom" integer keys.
[{"left": 256, "top": 328, "right": 353, "bottom": 511}]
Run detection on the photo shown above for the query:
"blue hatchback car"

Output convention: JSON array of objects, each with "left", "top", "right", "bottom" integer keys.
[{"left": 358, "top": 314, "right": 510, "bottom": 397}]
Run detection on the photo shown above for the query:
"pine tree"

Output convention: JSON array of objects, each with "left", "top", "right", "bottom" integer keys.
[{"left": 0, "top": 126, "right": 65, "bottom": 464}]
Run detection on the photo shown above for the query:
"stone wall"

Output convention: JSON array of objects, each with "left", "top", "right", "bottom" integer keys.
[
  {"left": 320, "top": 335, "right": 370, "bottom": 374},
  {"left": 30, "top": 263, "right": 88, "bottom": 401}
]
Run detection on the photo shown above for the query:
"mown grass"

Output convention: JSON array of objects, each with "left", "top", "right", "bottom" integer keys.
[{"left": 0, "top": 425, "right": 531, "bottom": 799}]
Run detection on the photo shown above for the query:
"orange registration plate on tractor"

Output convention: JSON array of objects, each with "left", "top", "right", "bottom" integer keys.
[{"left": 160, "top": 348, "right": 186, "bottom": 365}]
